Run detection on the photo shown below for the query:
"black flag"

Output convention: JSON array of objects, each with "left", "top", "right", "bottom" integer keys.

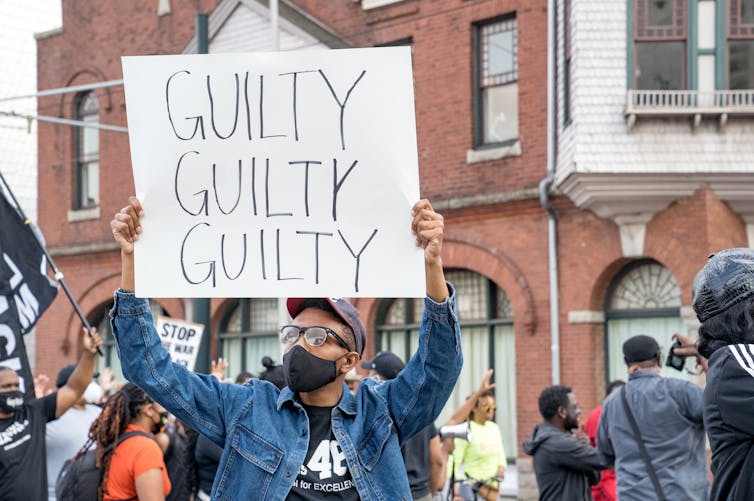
[{"left": 0, "top": 192, "right": 58, "bottom": 399}]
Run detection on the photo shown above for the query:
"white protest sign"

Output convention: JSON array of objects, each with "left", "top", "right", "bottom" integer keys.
[
  {"left": 122, "top": 48, "right": 424, "bottom": 298},
  {"left": 155, "top": 316, "right": 204, "bottom": 370}
]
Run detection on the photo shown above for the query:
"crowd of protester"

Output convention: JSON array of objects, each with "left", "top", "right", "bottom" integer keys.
[{"left": 5, "top": 195, "right": 754, "bottom": 501}]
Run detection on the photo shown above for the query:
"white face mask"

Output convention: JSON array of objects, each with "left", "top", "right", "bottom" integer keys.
[{"left": 84, "top": 382, "right": 103, "bottom": 404}]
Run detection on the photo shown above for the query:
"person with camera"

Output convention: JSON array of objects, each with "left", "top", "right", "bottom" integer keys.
[
  {"left": 523, "top": 385, "right": 603, "bottom": 501},
  {"left": 596, "top": 335, "right": 708, "bottom": 501}
]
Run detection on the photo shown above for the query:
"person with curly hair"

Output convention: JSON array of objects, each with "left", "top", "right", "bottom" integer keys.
[{"left": 79, "top": 382, "right": 171, "bottom": 500}]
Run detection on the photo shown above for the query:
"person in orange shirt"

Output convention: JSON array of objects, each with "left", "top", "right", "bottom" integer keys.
[
  {"left": 84, "top": 382, "right": 171, "bottom": 500},
  {"left": 583, "top": 380, "right": 624, "bottom": 501}
]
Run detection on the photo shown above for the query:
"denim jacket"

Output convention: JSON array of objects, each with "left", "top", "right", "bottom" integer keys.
[{"left": 110, "top": 287, "right": 461, "bottom": 501}]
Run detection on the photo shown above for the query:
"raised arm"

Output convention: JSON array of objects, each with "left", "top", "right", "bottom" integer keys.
[
  {"left": 376, "top": 200, "right": 462, "bottom": 443},
  {"left": 445, "top": 369, "right": 496, "bottom": 425},
  {"left": 109, "top": 197, "right": 246, "bottom": 445},
  {"left": 110, "top": 195, "right": 142, "bottom": 291},
  {"left": 55, "top": 327, "right": 102, "bottom": 418}
]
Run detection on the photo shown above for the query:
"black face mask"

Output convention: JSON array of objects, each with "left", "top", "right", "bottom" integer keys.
[
  {"left": 152, "top": 411, "right": 168, "bottom": 434},
  {"left": 0, "top": 391, "right": 24, "bottom": 414},
  {"left": 283, "top": 345, "right": 342, "bottom": 393}
]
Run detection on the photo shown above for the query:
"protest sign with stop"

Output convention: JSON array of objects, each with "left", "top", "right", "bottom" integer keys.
[{"left": 155, "top": 316, "right": 205, "bottom": 370}]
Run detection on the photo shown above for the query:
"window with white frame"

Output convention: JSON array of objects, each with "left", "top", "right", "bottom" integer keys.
[
  {"left": 376, "top": 269, "right": 518, "bottom": 459},
  {"left": 476, "top": 16, "right": 518, "bottom": 146},
  {"left": 74, "top": 91, "right": 99, "bottom": 209},
  {"left": 634, "top": 0, "right": 688, "bottom": 89}
]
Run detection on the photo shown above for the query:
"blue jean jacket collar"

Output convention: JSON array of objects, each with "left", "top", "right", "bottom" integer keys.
[{"left": 276, "top": 382, "right": 358, "bottom": 416}]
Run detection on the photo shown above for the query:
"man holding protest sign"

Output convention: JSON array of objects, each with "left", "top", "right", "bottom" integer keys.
[{"left": 109, "top": 196, "right": 461, "bottom": 500}]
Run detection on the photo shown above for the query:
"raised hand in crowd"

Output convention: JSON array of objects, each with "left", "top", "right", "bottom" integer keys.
[
  {"left": 34, "top": 373, "right": 51, "bottom": 398},
  {"left": 210, "top": 358, "right": 229, "bottom": 382}
]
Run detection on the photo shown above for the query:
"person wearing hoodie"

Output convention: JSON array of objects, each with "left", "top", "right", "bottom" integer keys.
[{"left": 523, "top": 385, "right": 603, "bottom": 501}]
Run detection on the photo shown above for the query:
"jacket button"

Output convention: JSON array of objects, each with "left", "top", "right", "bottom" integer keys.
[{"left": 285, "top": 470, "right": 291, "bottom": 477}]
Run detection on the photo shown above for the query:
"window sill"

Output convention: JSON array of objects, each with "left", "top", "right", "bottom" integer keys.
[
  {"left": 361, "top": 0, "right": 406, "bottom": 9},
  {"left": 67, "top": 206, "right": 100, "bottom": 222},
  {"left": 466, "top": 141, "right": 522, "bottom": 164}
]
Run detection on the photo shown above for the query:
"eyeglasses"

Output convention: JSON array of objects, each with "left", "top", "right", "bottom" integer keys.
[{"left": 280, "top": 325, "right": 351, "bottom": 352}]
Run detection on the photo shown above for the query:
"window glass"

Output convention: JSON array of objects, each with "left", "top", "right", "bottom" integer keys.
[
  {"left": 635, "top": 42, "right": 685, "bottom": 89},
  {"left": 647, "top": 0, "right": 673, "bottom": 26},
  {"left": 484, "top": 83, "right": 519, "bottom": 144},
  {"left": 744, "top": 0, "right": 754, "bottom": 24},
  {"left": 220, "top": 298, "right": 282, "bottom": 377},
  {"left": 80, "top": 162, "right": 99, "bottom": 209},
  {"left": 730, "top": 40, "right": 754, "bottom": 89},
  {"left": 75, "top": 92, "right": 99, "bottom": 209},
  {"left": 488, "top": 29, "right": 515, "bottom": 77}
]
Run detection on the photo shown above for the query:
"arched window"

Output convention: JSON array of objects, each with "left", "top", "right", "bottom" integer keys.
[
  {"left": 74, "top": 91, "right": 99, "bottom": 209},
  {"left": 376, "top": 269, "right": 517, "bottom": 459},
  {"left": 93, "top": 300, "right": 167, "bottom": 383},
  {"left": 605, "top": 260, "right": 688, "bottom": 381},
  {"left": 219, "top": 298, "right": 282, "bottom": 377}
]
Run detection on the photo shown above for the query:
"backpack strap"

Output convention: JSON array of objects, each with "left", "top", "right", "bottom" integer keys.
[
  {"left": 104, "top": 429, "right": 154, "bottom": 453},
  {"left": 620, "top": 387, "right": 667, "bottom": 501}
]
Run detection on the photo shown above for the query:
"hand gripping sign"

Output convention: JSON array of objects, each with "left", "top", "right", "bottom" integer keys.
[{"left": 122, "top": 48, "right": 423, "bottom": 298}]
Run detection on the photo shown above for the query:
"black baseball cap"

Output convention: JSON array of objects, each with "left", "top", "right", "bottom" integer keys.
[
  {"left": 361, "top": 351, "right": 405, "bottom": 380},
  {"left": 286, "top": 297, "right": 366, "bottom": 355},
  {"left": 623, "top": 335, "right": 661, "bottom": 364},
  {"left": 56, "top": 364, "right": 99, "bottom": 388}
]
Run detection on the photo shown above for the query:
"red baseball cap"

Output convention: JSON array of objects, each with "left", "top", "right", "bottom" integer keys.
[{"left": 286, "top": 298, "right": 366, "bottom": 355}]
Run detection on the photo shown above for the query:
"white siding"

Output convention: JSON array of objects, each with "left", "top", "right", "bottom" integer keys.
[
  {"left": 556, "top": 0, "right": 754, "bottom": 184},
  {"left": 210, "top": 2, "right": 327, "bottom": 54}
]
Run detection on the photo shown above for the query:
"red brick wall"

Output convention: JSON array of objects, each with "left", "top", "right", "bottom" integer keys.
[{"left": 34, "top": 0, "right": 221, "bottom": 377}]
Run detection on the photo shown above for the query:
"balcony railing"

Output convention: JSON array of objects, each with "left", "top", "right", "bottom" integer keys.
[{"left": 626, "top": 89, "right": 754, "bottom": 128}]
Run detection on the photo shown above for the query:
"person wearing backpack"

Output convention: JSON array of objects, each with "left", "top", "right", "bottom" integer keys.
[{"left": 65, "top": 382, "right": 171, "bottom": 501}]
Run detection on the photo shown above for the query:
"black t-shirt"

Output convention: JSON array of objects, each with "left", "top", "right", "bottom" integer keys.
[
  {"left": 286, "top": 404, "right": 359, "bottom": 500},
  {"left": 401, "top": 424, "right": 436, "bottom": 498},
  {"left": 195, "top": 432, "right": 223, "bottom": 494},
  {"left": 0, "top": 393, "right": 57, "bottom": 501}
]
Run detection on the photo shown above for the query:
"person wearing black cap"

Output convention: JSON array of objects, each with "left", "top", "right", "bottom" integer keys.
[
  {"left": 361, "top": 351, "right": 443, "bottom": 501},
  {"left": 109, "top": 197, "right": 462, "bottom": 500},
  {"left": 596, "top": 334, "right": 708, "bottom": 501},
  {"left": 0, "top": 327, "right": 102, "bottom": 501},
  {"left": 45, "top": 364, "right": 103, "bottom": 500},
  {"left": 692, "top": 248, "right": 754, "bottom": 500}
]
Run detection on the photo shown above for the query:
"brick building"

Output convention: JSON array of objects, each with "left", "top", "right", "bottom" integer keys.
[{"left": 34, "top": 0, "right": 754, "bottom": 498}]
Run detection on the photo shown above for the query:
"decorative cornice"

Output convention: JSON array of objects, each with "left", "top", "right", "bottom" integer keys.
[
  {"left": 557, "top": 171, "right": 754, "bottom": 221},
  {"left": 432, "top": 187, "right": 539, "bottom": 211}
]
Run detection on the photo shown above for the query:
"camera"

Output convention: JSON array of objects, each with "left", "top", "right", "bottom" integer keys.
[{"left": 665, "top": 340, "right": 686, "bottom": 371}]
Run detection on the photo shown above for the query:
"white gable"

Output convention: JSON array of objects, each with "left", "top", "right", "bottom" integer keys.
[{"left": 209, "top": 1, "right": 328, "bottom": 53}]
